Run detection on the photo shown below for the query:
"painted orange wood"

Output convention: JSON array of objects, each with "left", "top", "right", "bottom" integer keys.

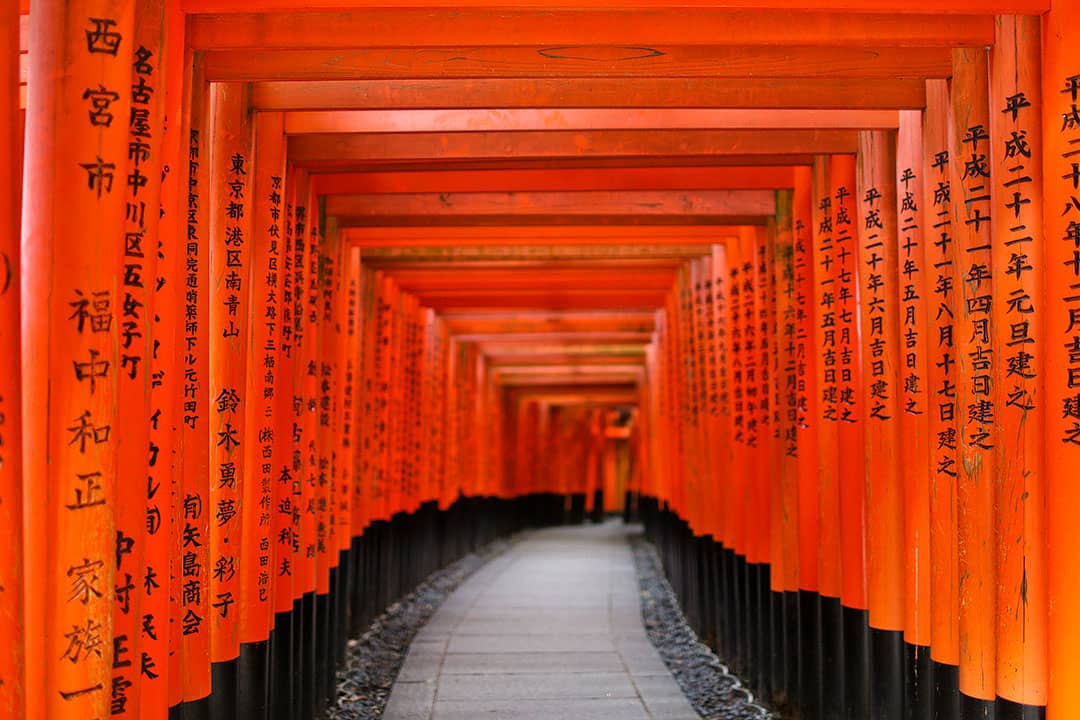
[
  {"left": 0, "top": 1, "right": 23, "bottom": 716},
  {"left": 811, "top": 156, "right": 842, "bottom": 603},
  {"left": 21, "top": 3, "right": 135, "bottom": 718},
  {"left": 829, "top": 154, "right": 867, "bottom": 614},
  {"left": 287, "top": 109, "right": 899, "bottom": 135},
  {"left": 951, "top": 47, "right": 998, "bottom": 705},
  {"left": 147, "top": 1, "right": 187, "bottom": 714},
  {"left": 989, "top": 14, "right": 1047, "bottom": 709},
  {"left": 287, "top": 130, "right": 859, "bottom": 164},
  {"left": 208, "top": 81, "right": 253, "bottom": 665},
  {"left": 179, "top": 0, "right": 1048, "bottom": 13},
  {"left": 202, "top": 45, "right": 951, "bottom": 83},
  {"left": 326, "top": 190, "right": 776, "bottom": 227},
  {"left": 922, "top": 76, "right": 961, "bottom": 677},
  {"left": 1042, "top": 1, "right": 1080, "bottom": 714},
  {"left": 240, "top": 111, "right": 286, "bottom": 646},
  {"left": 773, "top": 190, "right": 800, "bottom": 598},
  {"left": 856, "top": 130, "right": 904, "bottom": 636},
  {"left": 895, "top": 109, "right": 932, "bottom": 652},
  {"left": 176, "top": 46, "right": 213, "bottom": 706},
  {"left": 312, "top": 167, "right": 797, "bottom": 197},
  {"left": 251, "top": 78, "right": 929, "bottom": 111},
  {"left": 113, "top": 2, "right": 169, "bottom": 714},
  {"left": 792, "top": 166, "right": 819, "bottom": 596},
  {"left": 186, "top": 9, "right": 992, "bottom": 51}
]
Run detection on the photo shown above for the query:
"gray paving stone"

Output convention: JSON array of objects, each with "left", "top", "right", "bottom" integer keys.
[{"left": 382, "top": 522, "right": 700, "bottom": 720}]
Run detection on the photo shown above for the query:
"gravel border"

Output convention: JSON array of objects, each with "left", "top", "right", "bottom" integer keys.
[
  {"left": 327, "top": 536, "right": 516, "bottom": 719},
  {"left": 630, "top": 532, "right": 779, "bottom": 720}
]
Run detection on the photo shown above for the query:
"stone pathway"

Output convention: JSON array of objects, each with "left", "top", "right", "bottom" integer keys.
[{"left": 383, "top": 521, "right": 701, "bottom": 720}]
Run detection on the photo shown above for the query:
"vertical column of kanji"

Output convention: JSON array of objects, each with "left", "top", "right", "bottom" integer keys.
[
  {"left": 22, "top": 3, "right": 134, "bottom": 718},
  {"left": 950, "top": 47, "right": 998, "bottom": 718},
  {"left": 733, "top": 226, "right": 755, "bottom": 678},
  {"left": 792, "top": 165, "right": 820, "bottom": 719},
  {"left": 923, "top": 78, "right": 961, "bottom": 719},
  {"left": 207, "top": 82, "right": 253, "bottom": 717},
  {"left": 856, "top": 130, "right": 904, "bottom": 720},
  {"left": 831, "top": 153, "right": 869, "bottom": 720},
  {"left": 749, "top": 223, "right": 773, "bottom": 695},
  {"left": 990, "top": 15, "right": 1048, "bottom": 717},
  {"left": 1043, "top": 3, "right": 1080, "bottom": 716},
  {"left": 810, "top": 156, "right": 844, "bottom": 720},
  {"left": 709, "top": 242, "right": 731, "bottom": 660},
  {"left": 336, "top": 245, "right": 361, "bottom": 659},
  {"left": 176, "top": 49, "right": 212, "bottom": 711},
  {"left": 298, "top": 174, "right": 322, "bottom": 720},
  {"left": 895, "top": 109, "right": 933, "bottom": 720},
  {"left": 115, "top": 2, "right": 168, "bottom": 717},
  {"left": 148, "top": 2, "right": 185, "bottom": 717},
  {"left": 238, "top": 111, "right": 285, "bottom": 720},
  {"left": 774, "top": 190, "right": 800, "bottom": 709},
  {"left": 268, "top": 165, "right": 295, "bottom": 720},
  {"left": 0, "top": 2, "right": 22, "bottom": 718},
  {"left": 314, "top": 213, "right": 339, "bottom": 714}
]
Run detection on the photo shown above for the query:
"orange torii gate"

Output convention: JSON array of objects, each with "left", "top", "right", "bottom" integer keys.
[{"left": 8, "top": 2, "right": 1080, "bottom": 720}]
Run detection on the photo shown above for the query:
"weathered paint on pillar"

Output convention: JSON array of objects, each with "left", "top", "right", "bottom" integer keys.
[
  {"left": 22, "top": 2, "right": 135, "bottom": 718},
  {"left": 0, "top": 1, "right": 23, "bottom": 717},
  {"left": 951, "top": 46, "right": 998, "bottom": 711},
  {"left": 1043, "top": 1, "right": 1080, "bottom": 715},
  {"left": 990, "top": 14, "right": 1047, "bottom": 713}
]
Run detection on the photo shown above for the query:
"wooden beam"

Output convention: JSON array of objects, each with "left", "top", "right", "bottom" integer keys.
[
  {"left": 312, "top": 167, "right": 797, "bottom": 195},
  {"left": 180, "top": 1, "right": 1049, "bottom": 16},
  {"left": 288, "top": 130, "right": 859, "bottom": 164},
  {"left": 415, "top": 290, "right": 669, "bottom": 310},
  {"left": 203, "top": 45, "right": 950, "bottom": 82},
  {"left": 285, "top": 109, "right": 899, "bottom": 134},
  {"left": 388, "top": 266, "right": 676, "bottom": 292},
  {"left": 441, "top": 311, "right": 656, "bottom": 335},
  {"left": 302, "top": 156, "right": 819, "bottom": 173},
  {"left": 251, "top": 78, "right": 928, "bottom": 111},
  {"left": 452, "top": 332, "right": 656, "bottom": 344},
  {"left": 328, "top": 190, "right": 776, "bottom": 227},
  {"left": 187, "top": 9, "right": 993, "bottom": 50},
  {"left": 489, "top": 355, "right": 645, "bottom": 367}
]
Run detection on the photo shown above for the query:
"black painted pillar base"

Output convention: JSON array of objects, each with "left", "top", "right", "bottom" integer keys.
[
  {"left": 871, "top": 627, "right": 905, "bottom": 720},
  {"left": 238, "top": 639, "right": 270, "bottom": 720},
  {"left": 843, "top": 605, "right": 870, "bottom": 720},
  {"left": 209, "top": 658, "right": 238, "bottom": 720},
  {"left": 591, "top": 489, "right": 605, "bottom": 523},
  {"left": 906, "top": 642, "right": 932, "bottom": 720},
  {"left": 933, "top": 660, "right": 960, "bottom": 720},
  {"left": 820, "top": 596, "right": 845, "bottom": 720},
  {"left": 269, "top": 611, "right": 293, "bottom": 720}
]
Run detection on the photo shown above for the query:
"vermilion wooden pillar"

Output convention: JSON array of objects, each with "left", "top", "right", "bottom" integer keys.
[
  {"left": 239, "top": 110, "right": 287, "bottom": 719},
  {"left": 0, "top": 1, "right": 23, "bottom": 717},
  {"left": 895, "top": 108, "right": 933, "bottom": 720},
  {"left": 147, "top": 2, "right": 185, "bottom": 717},
  {"left": 792, "top": 165, "right": 821, "bottom": 718},
  {"left": 207, "top": 81, "right": 254, "bottom": 717},
  {"left": 269, "top": 164, "right": 297, "bottom": 720},
  {"left": 831, "top": 153, "right": 871, "bottom": 720},
  {"left": 951, "top": 47, "right": 998, "bottom": 718},
  {"left": 773, "top": 189, "right": 800, "bottom": 710},
  {"left": 114, "top": 3, "right": 168, "bottom": 715},
  {"left": 22, "top": 3, "right": 135, "bottom": 719},
  {"left": 990, "top": 15, "right": 1047, "bottom": 718},
  {"left": 176, "top": 49, "right": 213, "bottom": 713},
  {"left": 923, "top": 77, "right": 962, "bottom": 720},
  {"left": 1043, "top": 2, "right": 1080, "bottom": 716},
  {"left": 811, "top": 155, "right": 845, "bottom": 720},
  {"left": 856, "top": 129, "right": 904, "bottom": 720}
]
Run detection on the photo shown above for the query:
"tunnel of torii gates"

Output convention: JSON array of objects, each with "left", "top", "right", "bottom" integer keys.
[{"left": 11, "top": 2, "right": 1080, "bottom": 720}]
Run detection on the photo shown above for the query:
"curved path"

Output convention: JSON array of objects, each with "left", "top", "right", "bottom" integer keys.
[{"left": 384, "top": 522, "right": 701, "bottom": 720}]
